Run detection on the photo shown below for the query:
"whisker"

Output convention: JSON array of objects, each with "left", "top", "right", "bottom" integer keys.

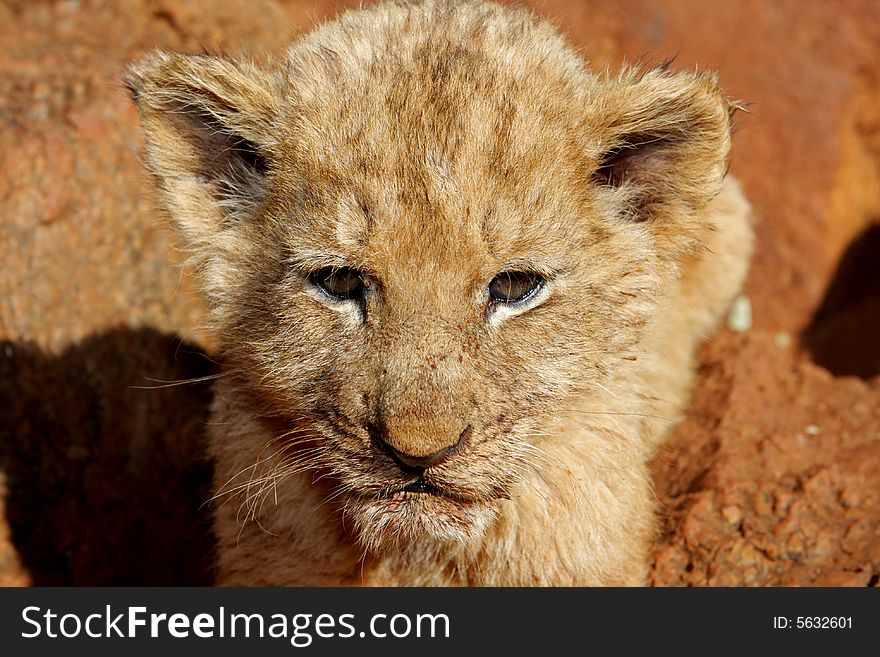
[
  {"left": 207, "top": 426, "right": 325, "bottom": 509},
  {"left": 130, "top": 372, "right": 226, "bottom": 389},
  {"left": 563, "top": 408, "right": 679, "bottom": 423}
]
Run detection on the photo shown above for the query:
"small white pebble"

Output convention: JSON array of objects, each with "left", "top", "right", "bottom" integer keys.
[
  {"left": 727, "top": 294, "right": 752, "bottom": 333},
  {"left": 774, "top": 332, "right": 792, "bottom": 349},
  {"left": 804, "top": 424, "right": 821, "bottom": 436}
]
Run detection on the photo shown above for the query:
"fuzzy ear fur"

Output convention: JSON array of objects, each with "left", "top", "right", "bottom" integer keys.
[
  {"left": 124, "top": 52, "right": 281, "bottom": 257},
  {"left": 590, "top": 67, "right": 732, "bottom": 261}
]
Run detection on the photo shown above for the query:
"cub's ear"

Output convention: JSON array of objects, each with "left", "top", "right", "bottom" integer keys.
[
  {"left": 124, "top": 52, "right": 280, "bottom": 254},
  {"left": 590, "top": 67, "right": 733, "bottom": 259}
]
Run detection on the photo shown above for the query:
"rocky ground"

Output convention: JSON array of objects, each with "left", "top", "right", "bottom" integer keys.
[{"left": 0, "top": 0, "right": 877, "bottom": 586}]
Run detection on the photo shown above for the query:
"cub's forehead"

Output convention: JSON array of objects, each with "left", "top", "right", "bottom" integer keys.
[
  {"left": 270, "top": 154, "right": 572, "bottom": 277},
  {"left": 283, "top": 0, "right": 590, "bottom": 99},
  {"left": 266, "top": 0, "right": 594, "bottom": 245},
  {"left": 276, "top": 0, "right": 596, "bottom": 163},
  {"left": 268, "top": 1, "right": 602, "bottom": 268}
]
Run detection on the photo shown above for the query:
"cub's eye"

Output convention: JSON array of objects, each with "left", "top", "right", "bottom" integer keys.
[
  {"left": 310, "top": 267, "right": 367, "bottom": 300},
  {"left": 488, "top": 271, "right": 543, "bottom": 304}
]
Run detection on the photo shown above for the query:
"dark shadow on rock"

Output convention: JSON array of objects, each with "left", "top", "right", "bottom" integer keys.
[
  {"left": 0, "top": 327, "right": 217, "bottom": 585},
  {"left": 803, "top": 223, "right": 880, "bottom": 379}
]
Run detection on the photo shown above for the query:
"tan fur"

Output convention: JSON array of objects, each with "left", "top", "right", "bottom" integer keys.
[{"left": 125, "top": 0, "right": 752, "bottom": 585}]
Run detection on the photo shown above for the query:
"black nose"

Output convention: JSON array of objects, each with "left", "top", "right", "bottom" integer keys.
[
  {"left": 377, "top": 426, "right": 471, "bottom": 471},
  {"left": 387, "top": 441, "right": 457, "bottom": 470}
]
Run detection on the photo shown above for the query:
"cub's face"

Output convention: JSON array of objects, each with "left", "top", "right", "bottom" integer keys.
[
  {"left": 126, "top": 0, "right": 730, "bottom": 551},
  {"left": 229, "top": 94, "right": 660, "bottom": 549}
]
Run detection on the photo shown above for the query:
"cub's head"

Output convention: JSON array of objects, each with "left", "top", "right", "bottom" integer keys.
[{"left": 126, "top": 0, "right": 731, "bottom": 552}]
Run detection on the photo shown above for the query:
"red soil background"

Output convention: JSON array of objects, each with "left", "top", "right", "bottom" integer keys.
[{"left": 1, "top": 0, "right": 877, "bottom": 586}]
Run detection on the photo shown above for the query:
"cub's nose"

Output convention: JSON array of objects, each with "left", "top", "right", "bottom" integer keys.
[{"left": 376, "top": 425, "right": 471, "bottom": 471}]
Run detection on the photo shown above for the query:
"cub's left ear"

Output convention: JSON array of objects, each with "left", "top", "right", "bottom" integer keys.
[
  {"left": 590, "top": 67, "right": 734, "bottom": 258},
  {"left": 124, "top": 52, "right": 281, "bottom": 256}
]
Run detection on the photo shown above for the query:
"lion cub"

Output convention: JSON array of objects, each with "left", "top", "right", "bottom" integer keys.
[{"left": 126, "top": 0, "right": 752, "bottom": 585}]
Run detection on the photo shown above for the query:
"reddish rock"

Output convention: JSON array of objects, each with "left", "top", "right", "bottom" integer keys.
[{"left": 650, "top": 332, "right": 880, "bottom": 586}]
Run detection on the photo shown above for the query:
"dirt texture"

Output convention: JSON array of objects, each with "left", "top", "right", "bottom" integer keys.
[{"left": 1, "top": 0, "right": 878, "bottom": 586}]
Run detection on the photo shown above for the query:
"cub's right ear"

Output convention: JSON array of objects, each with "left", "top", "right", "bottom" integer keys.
[{"left": 124, "top": 52, "right": 280, "bottom": 255}]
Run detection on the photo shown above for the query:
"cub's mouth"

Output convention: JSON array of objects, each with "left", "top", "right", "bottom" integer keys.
[
  {"left": 369, "top": 472, "right": 507, "bottom": 506},
  {"left": 344, "top": 475, "right": 503, "bottom": 551},
  {"left": 386, "top": 477, "right": 481, "bottom": 502},
  {"left": 400, "top": 477, "right": 439, "bottom": 494}
]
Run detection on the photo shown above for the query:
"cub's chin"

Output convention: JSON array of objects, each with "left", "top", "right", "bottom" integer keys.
[{"left": 345, "top": 489, "right": 498, "bottom": 552}]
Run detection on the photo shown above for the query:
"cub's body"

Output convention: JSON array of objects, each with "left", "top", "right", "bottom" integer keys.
[{"left": 128, "top": 0, "right": 752, "bottom": 585}]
